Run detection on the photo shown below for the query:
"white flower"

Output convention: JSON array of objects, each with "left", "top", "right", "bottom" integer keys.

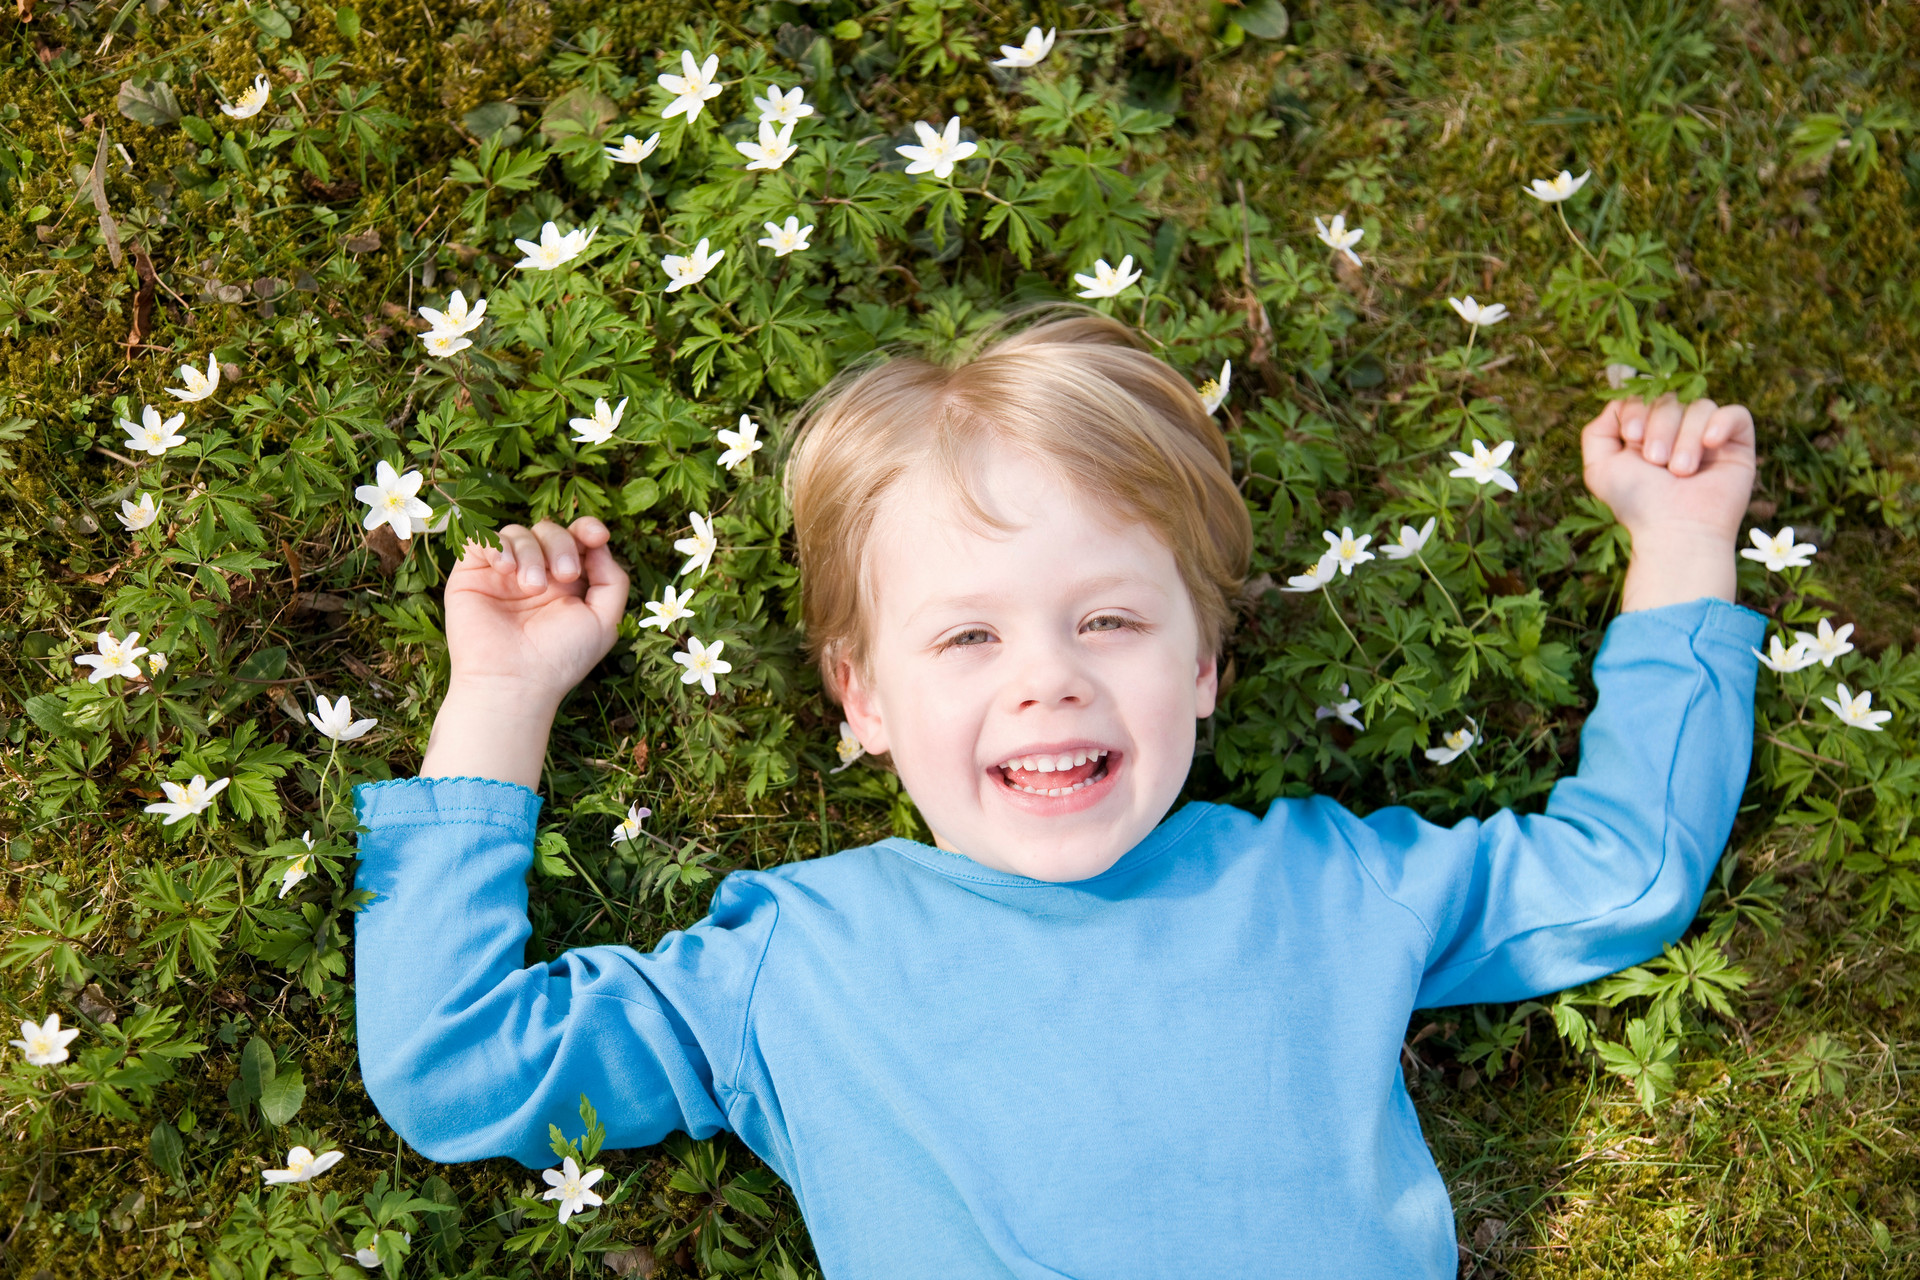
[
  {"left": 421, "top": 330, "right": 472, "bottom": 359},
  {"left": 309, "top": 694, "right": 377, "bottom": 742},
  {"left": 612, "top": 803, "right": 652, "bottom": 845},
  {"left": 661, "top": 237, "right": 725, "bottom": 292},
  {"left": 1279, "top": 552, "right": 1340, "bottom": 593},
  {"left": 753, "top": 84, "right": 813, "bottom": 127},
  {"left": 758, "top": 216, "right": 813, "bottom": 257},
  {"left": 76, "top": 630, "right": 149, "bottom": 683},
  {"left": 1753, "top": 635, "right": 1816, "bottom": 674},
  {"left": 1072, "top": 255, "right": 1143, "bottom": 299},
  {"left": 121, "top": 404, "right": 188, "bottom": 456},
  {"left": 513, "top": 221, "right": 597, "bottom": 272},
  {"left": 419, "top": 290, "right": 486, "bottom": 337},
  {"left": 716, "top": 415, "right": 762, "bottom": 471},
  {"left": 279, "top": 854, "right": 310, "bottom": 898},
  {"left": 673, "top": 636, "right": 732, "bottom": 696},
  {"left": 264, "top": 1146, "right": 344, "bottom": 1185},
  {"left": 117, "top": 493, "right": 160, "bottom": 531},
  {"left": 1322, "top": 527, "right": 1375, "bottom": 576},
  {"left": 541, "top": 1156, "right": 606, "bottom": 1224},
  {"left": 1315, "top": 684, "right": 1364, "bottom": 732},
  {"left": 1740, "top": 527, "right": 1817, "bottom": 572},
  {"left": 1524, "top": 169, "right": 1591, "bottom": 203},
  {"left": 10, "top": 1013, "right": 79, "bottom": 1067},
  {"left": 166, "top": 353, "right": 221, "bottom": 403},
  {"left": 1793, "top": 618, "right": 1856, "bottom": 668},
  {"left": 674, "top": 512, "right": 717, "bottom": 576},
  {"left": 220, "top": 74, "right": 271, "bottom": 120},
  {"left": 1425, "top": 722, "right": 1478, "bottom": 765},
  {"left": 569, "top": 397, "right": 628, "bottom": 446},
  {"left": 605, "top": 132, "right": 661, "bottom": 164},
  {"left": 146, "top": 651, "right": 169, "bottom": 674},
  {"left": 1604, "top": 362, "right": 1640, "bottom": 389},
  {"left": 1313, "top": 215, "right": 1364, "bottom": 266},
  {"left": 830, "top": 721, "right": 866, "bottom": 773},
  {"left": 658, "top": 50, "right": 724, "bottom": 122},
  {"left": 1821, "top": 683, "right": 1892, "bottom": 732},
  {"left": 355, "top": 460, "right": 433, "bottom": 541},
  {"left": 143, "top": 774, "right": 230, "bottom": 825},
  {"left": 640, "top": 584, "right": 697, "bottom": 630},
  {"left": 896, "top": 117, "right": 978, "bottom": 180},
  {"left": 735, "top": 119, "right": 797, "bottom": 170},
  {"left": 1448, "top": 295, "right": 1509, "bottom": 327},
  {"left": 1380, "top": 517, "right": 1437, "bottom": 561},
  {"left": 992, "top": 25, "right": 1057, "bottom": 68},
  {"left": 1448, "top": 439, "right": 1519, "bottom": 493},
  {"left": 1198, "top": 360, "right": 1231, "bottom": 415}
]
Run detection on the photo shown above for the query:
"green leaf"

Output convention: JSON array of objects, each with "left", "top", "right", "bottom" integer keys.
[
  {"left": 118, "top": 78, "right": 183, "bottom": 127},
  {"left": 238, "top": 1035, "right": 275, "bottom": 1101},
  {"left": 150, "top": 1120, "right": 186, "bottom": 1178},
  {"left": 250, "top": 3, "right": 293, "bottom": 39},
  {"left": 335, "top": 4, "right": 359, "bottom": 39},
  {"left": 258, "top": 1067, "right": 305, "bottom": 1125},
  {"left": 534, "top": 830, "right": 575, "bottom": 878},
  {"left": 180, "top": 115, "right": 215, "bottom": 146},
  {"left": 1235, "top": 1, "right": 1290, "bottom": 39}
]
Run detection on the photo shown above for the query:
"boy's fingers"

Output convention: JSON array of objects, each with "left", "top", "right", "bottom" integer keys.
[
  {"left": 580, "top": 538, "right": 630, "bottom": 634},
  {"left": 530, "top": 521, "right": 581, "bottom": 583},
  {"left": 568, "top": 515, "right": 610, "bottom": 549},
  {"left": 454, "top": 537, "right": 493, "bottom": 572},
  {"left": 1703, "top": 403, "right": 1756, "bottom": 451},
  {"left": 1668, "top": 398, "right": 1719, "bottom": 476},
  {"left": 1618, "top": 396, "right": 1648, "bottom": 443},
  {"left": 498, "top": 525, "right": 547, "bottom": 589},
  {"left": 1639, "top": 393, "right": 1684, "bottom": 465},
  {"left": 1580, "top": 400, "right": 1626, "bottom": 465}
]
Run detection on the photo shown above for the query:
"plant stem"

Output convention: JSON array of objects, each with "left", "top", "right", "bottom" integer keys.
[
  {"left": 1416, "top": 552, "right": 1467, "bottom": 628},
  {"left": 1557, "top": 203, "right": 1603, "bottom": 270},
  {"left": 1321, "top": 590, "right": 1366, "bottom": 662}
]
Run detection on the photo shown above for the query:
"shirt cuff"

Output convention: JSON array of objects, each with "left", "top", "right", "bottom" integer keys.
[
  {"left": 353, "top": 776, "right": 543, "bottom": 836},
  {"left": 1604, "top": 596, "right": 1768, "bottom": 653}
]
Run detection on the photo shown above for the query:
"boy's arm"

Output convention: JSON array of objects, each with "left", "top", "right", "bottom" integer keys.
[{"left": 1324, "top": 395, "right": 1764, "bottom": 1006}]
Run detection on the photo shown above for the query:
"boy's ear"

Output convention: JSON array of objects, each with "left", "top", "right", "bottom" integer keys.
[
  {"left": 836, "top": 655, "right": 890, "bottom": 756},
  {"left": 1194, "top": 649, "right": 1220, "bottom": 720}
]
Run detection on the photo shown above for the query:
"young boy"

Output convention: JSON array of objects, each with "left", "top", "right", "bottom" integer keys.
[{"left": 354, "top": 314, "right": 1764, "bottom": 1276}]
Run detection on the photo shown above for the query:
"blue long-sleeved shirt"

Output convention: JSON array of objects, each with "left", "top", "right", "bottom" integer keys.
[{"left": 354, "top": 597, "right": 1765, "bottom": 1278}]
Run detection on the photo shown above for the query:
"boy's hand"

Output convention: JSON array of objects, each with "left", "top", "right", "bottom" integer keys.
[{"left": 1581, "top": 394, "right": 1757, "bottom": 612}]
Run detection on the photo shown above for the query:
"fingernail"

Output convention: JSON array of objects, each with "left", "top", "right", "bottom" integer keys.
[
  {"left": 557, "top": 557, "right": 577, "bottom": 576},
  {"left": 523, "top": 567, "right": 545, "bottom": 587},
  {"left": 1646, "top": 440, "right": 1669, "bottom": 464},
  {"left": 1672, "top": 450, "right": 1694, "bottom": 472},
  {"left": 1623, "top": 418, "right": 1643, "bottom": 440}
]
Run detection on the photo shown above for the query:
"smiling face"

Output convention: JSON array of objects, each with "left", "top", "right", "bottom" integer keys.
[{"left": 837, "top": 445, "right": 1218, "bottom": 882}]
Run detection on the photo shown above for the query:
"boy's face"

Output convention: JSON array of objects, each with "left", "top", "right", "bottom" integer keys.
[{"left": 839, "top": 446, "right": 1218, "bottom": 882}]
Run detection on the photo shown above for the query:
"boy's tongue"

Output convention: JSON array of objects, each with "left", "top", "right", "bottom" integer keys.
[{"left": 1002, "top": 756, "right": 1103, "bottom": 791}]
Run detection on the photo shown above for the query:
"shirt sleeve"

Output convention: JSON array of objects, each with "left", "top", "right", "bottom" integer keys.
[
  {"left": 351, "top": 777, "right": 779, "bottom": 1168},
  {"left": 1323, "top": 596, "right": 1767, "bottom": 1008}
]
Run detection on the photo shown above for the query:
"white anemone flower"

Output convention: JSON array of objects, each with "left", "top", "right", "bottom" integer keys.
[
  {"left": 661, "top": 237, "right": 725, "bottom": 292},
  {"left": 166, "top": 353, "right": 221, "bottom": 403},
  {"left": 541, "top": 1156, "right": 607, "bottom": 1224},
  {"left": 122, "top": 404, "right": 188, "bottom": 456},
  {"left": 758, "top": 216, "right": 813, "bottom": 257},
  {"left": 1279, "top": 552, "right": 1340, "bottom": 593},
  {"left": 420, "top": 330, "right": 472, "bottom": 359},
  {"left": 220, "top": 74, "right": 271, "bottom": 120},
  {"left": 1448, "top": 439, "right": 1519, "bottom": 493},
  {"left": 419, "top": 290, "right": 486, "bottom": 337},
  {"left": 674, "top": 512, "right": 717, "bottom": 576},
  {"left": 830, "top": 721, "right": 867, "bottom": 773},
  {"left": 896, "top": 117, "right": 978, "bottom": 180},
  {"left": 1198, "top": 360, "right": 1232, "bottom": 415},
  {"left": 1380, "top": 517, "right": 1437, "bottom": 561},
  {"left": 1793, "top": 618, "right": 1856, "bottom": 667},
  {"left": 262, "top": 1146, "right": 345, "bottom": 1185},
  {"left": 1448, "top": 296, "right": 1509, "bottom": 327},
  {"left": 1524, "top": 169, "right": 1592, "bottom": 203},
  {"left": 513, "top": 222, "right": 597, "bottom": 272},
  {"left": 146, "top": 651, "right": 169, "bottom": 674},
  {"left": 753, "top": 84, "right": 813, "bottom": 126},
  {"left": 1821, "top": 683, "right": 1892, "bottom": 732},
  {"left": 1753, "top": 635, "right": 1817, "bottom": 675},
  {"left": 10, "top": 1013, "right": 80, "bottom": 1066},
  {"left": 612, "top": 803, "right": 653, "bottom": 845},
  {"left": 1604, "top": 362, "right": 1640, "bottom": 389},
  {"left": 280, "top": 834, "right": 312, "bottom": 898},
  {"left": 569, "top": 397, "right": 628, "bottom": 446},
  {"left": 673, "top": 636, "right": 732, "bottom": 696},
  {"left": 992, "top": 26, "right": 1057, "bottom": 68},
  {"left": 736, "top": 119, "right": 797, "bottom": 170},
  {"left": 117, "top": 493, "right": 160, "bottom": 531},
  {"left": 716, "top": 415, "right": 762, "bottom": 471},
  {"left": 641, "top": 584, "right": 697, "bottom": 630},
  {"left": 1425, "top": 722, "right": 1478, "bottom": 765},
  {"left": 1314, "top": 215, "right": 1364, "bottom": 266},
  {"left": 355, "top": 460, "right": 433, "bottom": 541},
  {"left": 605, "top": 132, "right": 661, "bottom": 164},
  {"left": 76, "top": 630, "right": 149, "bottom": 683},
  {"left": 1315, "top": 684, "right": 1365, "bottom": 732},
  {"left": 1322, "top": 527, "right": 1375, "bottom": 576},
  {"left": 659, "top": 51, "right": 724, "bottom": 122},
  {"left": 1072, "top": 255, "right": 1143, "bottom": 299},
  {"left": 309, "top": 694, "right": 377, "bottom": 742},
  {"left": 144, "top": 774, "right": 230, "bottom": 825},
  {"left": 1740, "top": 527, "right": 1817, "bottom": 572}
]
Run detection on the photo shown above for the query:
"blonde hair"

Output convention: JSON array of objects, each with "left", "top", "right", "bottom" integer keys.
[{"left": 784, "top": 308, "right": 1251, "bottom": 700}]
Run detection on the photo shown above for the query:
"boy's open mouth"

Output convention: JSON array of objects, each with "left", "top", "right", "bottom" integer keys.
[{"left": 993, "top": 748, "right": 1113, "bottom": 797}]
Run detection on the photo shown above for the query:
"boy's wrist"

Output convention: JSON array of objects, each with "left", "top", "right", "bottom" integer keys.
[
  {"left": 1619, "top": 525, "right": 1737, "bottom": 613},
  {"left": 421, "top": 677, "right": 563, "bottom": 789}
]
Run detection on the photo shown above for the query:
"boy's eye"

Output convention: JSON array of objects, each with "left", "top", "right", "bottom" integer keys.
[
  {"left": 1082, "top": 614, "right": 1135, "bottom": 633},
  {"left": 942, "top": 628, "right": 994, "bottom": 649}
]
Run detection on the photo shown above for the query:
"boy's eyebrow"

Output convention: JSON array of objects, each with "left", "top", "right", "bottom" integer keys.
[{"left": 905, "top": 574, "right": 1160, "bottom": 624}]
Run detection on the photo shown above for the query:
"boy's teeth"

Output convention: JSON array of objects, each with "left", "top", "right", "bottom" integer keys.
[{"left": 999, "top": 748, "right": 1107, "bottom": 772}]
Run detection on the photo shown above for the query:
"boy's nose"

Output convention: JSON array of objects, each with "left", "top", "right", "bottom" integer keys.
[{"left": 1009, "top": 639, "right": 1094, "bottom": 710}]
